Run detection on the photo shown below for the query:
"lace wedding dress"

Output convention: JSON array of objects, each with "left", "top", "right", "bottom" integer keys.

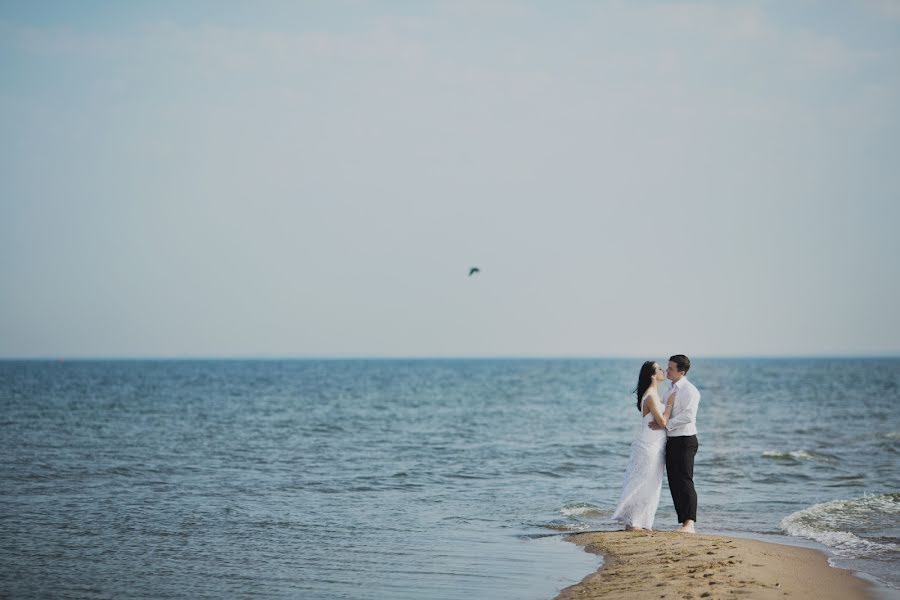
[{"left": 611, "top": 393, "right": 667, "bottom": 529}]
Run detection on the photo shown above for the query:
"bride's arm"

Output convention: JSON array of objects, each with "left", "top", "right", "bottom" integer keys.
[{"left": 647, "top": 393, "right": 675, "bottom": 427}]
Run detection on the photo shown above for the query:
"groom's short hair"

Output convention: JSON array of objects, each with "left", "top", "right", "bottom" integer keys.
[{"left": 669, "top": 354, "right": 691, "bottom": 374}]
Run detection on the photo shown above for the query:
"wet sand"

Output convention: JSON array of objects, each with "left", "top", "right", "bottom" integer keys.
[{"left": 556, "top": 530, "right": 872, "bottom": 600}]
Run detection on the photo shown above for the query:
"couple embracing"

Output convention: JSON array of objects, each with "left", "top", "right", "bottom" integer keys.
[{"left": 612, "top": 355, "right": 700, "bottom": 533}]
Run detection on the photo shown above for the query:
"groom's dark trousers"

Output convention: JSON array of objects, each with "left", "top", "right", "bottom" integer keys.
[{"left": 666, "top": 435, "right": 698, "bottom": 523}]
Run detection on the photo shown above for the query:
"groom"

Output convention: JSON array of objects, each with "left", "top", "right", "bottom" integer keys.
[{"left": 649, "top": 354, "right": 701, "bottom": 533}]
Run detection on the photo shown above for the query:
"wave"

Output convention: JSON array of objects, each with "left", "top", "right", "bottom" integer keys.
[
  {"left": 780, "top": 492, "right": 900, "bottom": 558},
  {"left": 560, "top": 502, "right": 611, "bottom": 518},
  {"left": 543, "top": 519, "right": 594, "bottom": 532},
  {"left": 762, "top": 449, "right": 837, "bottom": 463}
]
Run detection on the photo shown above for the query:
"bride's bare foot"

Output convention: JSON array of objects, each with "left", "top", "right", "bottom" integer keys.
[{"left": 624, "top": 525, "right": 645, "bottom": 531}]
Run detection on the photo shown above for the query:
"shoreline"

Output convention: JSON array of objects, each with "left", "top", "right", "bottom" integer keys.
[{"left": 555, "top": 530, "right": 873, "bottom": 600}]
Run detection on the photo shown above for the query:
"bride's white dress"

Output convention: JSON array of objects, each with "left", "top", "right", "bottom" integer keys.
[{"left": 611, "top": 393, "right": 667, "bottom": 529}]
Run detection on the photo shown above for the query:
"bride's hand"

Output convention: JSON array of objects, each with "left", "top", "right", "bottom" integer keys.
[{"left": 666, "top": 391, "right": 676, "bottom": 405}]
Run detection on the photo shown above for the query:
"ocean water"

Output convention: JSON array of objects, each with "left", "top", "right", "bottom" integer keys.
[{"left": 1, "top": 358, "right": 898, "bottom": 599}]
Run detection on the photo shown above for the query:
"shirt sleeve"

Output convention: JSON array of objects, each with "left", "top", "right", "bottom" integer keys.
[{"left": 665, "top": 386, "right": 700, "bottom": 431}]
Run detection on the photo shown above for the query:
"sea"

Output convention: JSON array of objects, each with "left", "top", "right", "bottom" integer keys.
[{"left": 1, "top": 358, "right": 898, "bottom": 599}]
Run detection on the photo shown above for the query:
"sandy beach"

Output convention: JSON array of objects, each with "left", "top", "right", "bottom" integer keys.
[{"left": 556, "top": 531, "right": 872, "bottom": 600}]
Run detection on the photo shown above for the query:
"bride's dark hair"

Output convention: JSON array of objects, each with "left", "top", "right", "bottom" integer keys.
[{"left": 633, "top": 361, "right": 657, "bottom": 411}]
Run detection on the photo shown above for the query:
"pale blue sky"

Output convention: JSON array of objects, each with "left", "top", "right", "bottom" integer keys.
[{"left": 2, "top": 1, "right": 899, "bottom": 358}]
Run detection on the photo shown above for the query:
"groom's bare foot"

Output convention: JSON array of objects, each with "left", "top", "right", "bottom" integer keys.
[{"left": 677, "top": 520, "right": 696, "bottom": 533}]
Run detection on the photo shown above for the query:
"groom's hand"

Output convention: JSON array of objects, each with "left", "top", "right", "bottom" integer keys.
[{"left": 648, "top": 421, "right": 663, "bottom": 430}]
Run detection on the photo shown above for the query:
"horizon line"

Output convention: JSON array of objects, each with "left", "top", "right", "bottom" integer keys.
[{"left": 2, "top": 353, "right": 900, "bottom": 361}]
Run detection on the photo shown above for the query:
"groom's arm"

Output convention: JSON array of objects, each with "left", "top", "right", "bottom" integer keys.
[{"left": 663, "top": 387, "right": 700, "bottom": 431}]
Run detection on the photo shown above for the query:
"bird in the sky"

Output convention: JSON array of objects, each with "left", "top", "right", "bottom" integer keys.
[{"left": 468, "top": 267, "right": 480, "bottom": 276}]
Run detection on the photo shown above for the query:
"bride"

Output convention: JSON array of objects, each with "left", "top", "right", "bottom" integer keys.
[{"left": 611, "top": 361, "right": 675, "bottom": 531}]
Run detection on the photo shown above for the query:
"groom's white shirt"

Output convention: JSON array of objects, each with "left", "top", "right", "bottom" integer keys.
[{"left": 665, "top": 377, "right": 700, "bottom": 437}]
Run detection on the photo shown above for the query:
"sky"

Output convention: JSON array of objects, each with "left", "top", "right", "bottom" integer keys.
[{"left": 1, "top": 0, "right": 899, "bottom": 359}]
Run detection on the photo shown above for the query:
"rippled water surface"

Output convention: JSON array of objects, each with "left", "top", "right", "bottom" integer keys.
[{"left": 1, "top": 358, "right": 898, "bottom": 598}]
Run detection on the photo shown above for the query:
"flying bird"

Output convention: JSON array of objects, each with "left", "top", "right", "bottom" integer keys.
[{"left": 468, "top": 267, "right": 480, "bottom": 276}]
